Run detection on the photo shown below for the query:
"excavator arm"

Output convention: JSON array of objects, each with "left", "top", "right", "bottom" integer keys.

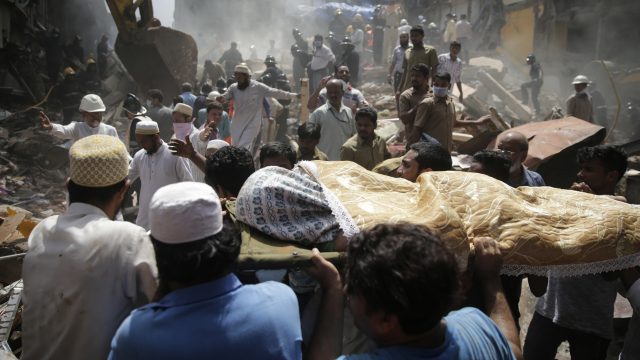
[{"left": 105, "top": 0, "right": 197, "bottom": 99}]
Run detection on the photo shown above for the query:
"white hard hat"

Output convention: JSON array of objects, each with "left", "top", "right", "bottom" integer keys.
[
  {"left": 572, "top": 75, "right": 591, "bottom": 85},
  {"left": 207, "top": 91, "right": 221, "bottom": 101},
  {"left": 79, "top": 94, "right": 106, "bottom": 112}
]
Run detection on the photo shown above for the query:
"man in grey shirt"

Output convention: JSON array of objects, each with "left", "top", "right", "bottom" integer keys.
[{"left": 308, "top": 79, "right": 355, "bottom": 161}]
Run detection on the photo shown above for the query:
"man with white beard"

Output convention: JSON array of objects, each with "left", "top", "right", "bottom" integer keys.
[{"left": 496, "top": 130, "right": 545, "bottom": 187}]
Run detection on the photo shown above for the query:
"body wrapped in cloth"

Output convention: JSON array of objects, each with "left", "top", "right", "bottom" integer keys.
[{"left": 236, "top": 161, "right": 640, "bottom": 276}]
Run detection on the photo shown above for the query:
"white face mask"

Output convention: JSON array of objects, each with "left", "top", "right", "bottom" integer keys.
[{"left": 173, "top": 122, "right": 192, "bottom": 140}]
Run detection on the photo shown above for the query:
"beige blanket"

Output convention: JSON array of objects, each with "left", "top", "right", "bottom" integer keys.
[{"left": 308, "top": 161, "right": 640, "bottom": 276}]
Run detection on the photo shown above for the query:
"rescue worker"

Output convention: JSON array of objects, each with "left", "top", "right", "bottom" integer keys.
[
  {"left": 97, "top": 35, "right": 110, "bottom": 79},
  {"left": 200, "top": 59, "right": 226, "bottom": 86},
  {"left": 338, "top": 37, "right": 360, "bottom": 87},
  {"left": 218, "top": 42, "right": 243, "bottom": 78},
  {"left": 521, "top": 54, "right": 543, "bottom": 115},
  {"left": 566, "top": 75, "right": 593, "bottom": 122},
  {"left": 40, "top": 94, "right": 118, "bottom": 145},
  {"left": 55, "top": 67, "right": 83, "bottom": 124},
  {"left": 123, "top": 93, "right": 148, "bottom": 154},
  {"left": 329, "top": 8, "right": 347, "bottom": 39},
  {"left": 260, "top": 55, "right": 284, "bottom": 81},
  {"left": 372, "top": 4, "right": 387, "bottom": 65},
  {"left": 79, "top": 57, "right": 102, "bottom": 95}
]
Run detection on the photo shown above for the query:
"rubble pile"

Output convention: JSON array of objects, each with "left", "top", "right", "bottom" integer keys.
[{"left": 0, "top": 112, "right": 69, "bottom": 219}]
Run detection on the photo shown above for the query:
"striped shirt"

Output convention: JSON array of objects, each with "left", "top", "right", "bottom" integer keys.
[{"left": 438, "top": 53, "right": 463, "bottom": 84}]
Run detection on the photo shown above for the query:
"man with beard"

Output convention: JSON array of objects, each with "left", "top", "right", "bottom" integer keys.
[
  {"left": 496, "top": 130, "right": 545, "bottom": 187},
  {"left": 388, "top": 31, "right": 410, "bottom": 93},
  {"left": 129, "top": 119, "right": 194, "bottom": 230},
  {"left": 218, "top": 64, "right": 299, "bottom": 157},
  {"left": 21, "top": 135, "right": 157, "bottom": 360},
  {"left": 307, "top": 65, "right": 368, "bottom": 114},
  {"left": 398, "top": 63, "right": 430, "bottom": 140},
  {"left": 40, "top": 93, "right": 118, "bottom": 145},
  {"left": 398, "top": 25, "right": 438, "bottom": 93}
]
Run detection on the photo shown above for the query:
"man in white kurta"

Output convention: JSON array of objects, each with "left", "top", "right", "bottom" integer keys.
[
  {"left": 21, "top": 135, "right": 157, "bottom": 360},
  {"left": 40, "top": 93, "right": 119, "bottom": 145},
  {"left": 223, "top": 64, "right": 298, "bottom": 156},
  {"left": 129, "top": 119, "right": 194, "bottom": 229},
  {"left": 170, "top": 103, "right": 208, "bottom": 182}
]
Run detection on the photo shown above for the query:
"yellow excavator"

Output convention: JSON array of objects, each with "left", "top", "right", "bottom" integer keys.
[{"left": 105, "top": 0, "right": 197, "bottom": 97}]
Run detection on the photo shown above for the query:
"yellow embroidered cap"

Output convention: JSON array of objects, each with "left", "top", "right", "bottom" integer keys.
[{"left": 69, "top": 135, "right": 129, "bottom": 187}]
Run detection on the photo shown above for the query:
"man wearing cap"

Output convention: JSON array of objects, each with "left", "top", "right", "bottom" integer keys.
[
  {"left": 40, "top": 93, "right": 118, "bottom": 145},
  {"left": 172, "top": 102, "right": 209, "bottom": 181},
  {"left": 566, "top": 75, "right": 593, "bottom": 122},
  {"left": 22, "top": 135, "right": 157, "bottom": 360},
  {"left": 109, "top": 182, "right": 302, "bottom": 359},
  {"left": 129, "top": 120, "right": 194, "bottom": 229},
  {"left": 220, "top": 64, "right": 299, "bottom": 156},
  {"left": 260, "top": 55, "right": 284, "bottom": 81},
  {"left": 338, "top": 37, "right": 360, "bottom": 87}
]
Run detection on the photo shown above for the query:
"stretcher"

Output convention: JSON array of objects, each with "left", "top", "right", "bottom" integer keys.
[{"left": 227, "top": 201, "right": 345, "bottom": 270}]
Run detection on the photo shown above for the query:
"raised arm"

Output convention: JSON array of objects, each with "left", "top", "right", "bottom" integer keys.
[
  {"left": 474, "top": 237, "right": 523, "bottom": 360},
  {"left": 305, "top": 249, "right": 344, "bottom": 360}
]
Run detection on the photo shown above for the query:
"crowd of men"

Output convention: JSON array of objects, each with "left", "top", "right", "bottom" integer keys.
[{"left": 19, "top": 6, "right": 639, "bottom": 360}]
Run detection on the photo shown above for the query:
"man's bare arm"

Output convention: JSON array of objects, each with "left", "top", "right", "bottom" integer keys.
[
  {"left": 474, "top": 237, "right": 523, "bottom": 360},
  {"left": 305, "top": 249, "right": 344, "bottom": 360},
  {"left": 168, "top": 136, "right": 206, "bottom": 173}
]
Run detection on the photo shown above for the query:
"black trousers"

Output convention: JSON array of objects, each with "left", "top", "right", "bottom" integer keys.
[
  {"left": 523, "top": 312, "right": 610, "bottom": 360},
  {"left": 521, "top": 80, "right": 542, "bottom": 113}
]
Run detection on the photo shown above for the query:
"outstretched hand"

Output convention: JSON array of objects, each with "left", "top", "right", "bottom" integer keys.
[
  {"left": 39, "top": 111, "right": 52, "bottom": 131},
  {"left": 168, "top": 135, "right": 195, "bottom": 159}
]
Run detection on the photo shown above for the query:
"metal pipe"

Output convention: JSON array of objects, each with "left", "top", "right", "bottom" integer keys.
[{"left": 0, "top": 253, "right": 26, "bottom": 262}]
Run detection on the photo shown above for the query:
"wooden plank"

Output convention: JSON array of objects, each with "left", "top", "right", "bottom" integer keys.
[
  {"left": 299, "top": 78, "right": 309, "bottom": 124},
  {"left": 476, "top": 71, "right": 532, "bottom": 124}
]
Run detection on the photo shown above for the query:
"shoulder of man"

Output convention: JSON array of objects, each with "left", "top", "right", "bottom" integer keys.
[
  {"left": 317, "top": 149, "right": 329, "bottom": 161},
  {"left": 399, "top": 87, "right": 414, "bottom": 99},
  {"left": 446, "top": 307, "right": 516, "bottom": 359},
  {"left": 342, "top": 134, "right": 359, "bottom": 148}
]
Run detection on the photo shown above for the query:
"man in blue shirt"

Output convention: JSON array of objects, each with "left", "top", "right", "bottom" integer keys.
[
  {"left": 496, "top": 130, "right": 545, "bottom": 187},
  {"left": 305, "top": 223, "right": 522, "bottom": 360},
  {"left": 109, "top": 182, "right": 302, "bottom": 360},
  {"left": 179, "top": 82, "right": 197, "bottom": 107}
]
